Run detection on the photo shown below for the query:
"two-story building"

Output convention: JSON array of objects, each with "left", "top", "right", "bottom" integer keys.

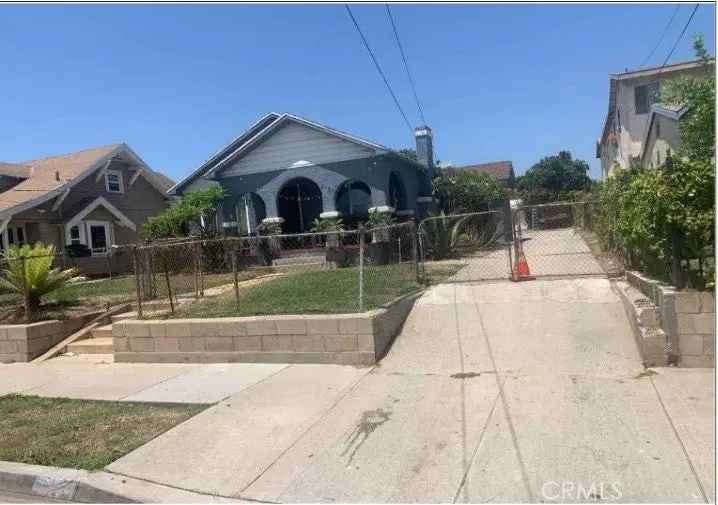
[
  {"left": 596, "top": 59, "right": 711, "bottom": 178},
  {"left": 0, "top": 144, "right": 173, "bottom": 275}
]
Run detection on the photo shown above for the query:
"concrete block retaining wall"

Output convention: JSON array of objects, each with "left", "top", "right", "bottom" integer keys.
[
  {"left": 113, "top": 292, "right": 420, "bottom": 366},
  {"left": 0, "top": 311, "right": 102, "bottom": 363},
  {"left": 626, "top": 271, "right": 715, "bottom": 367}
]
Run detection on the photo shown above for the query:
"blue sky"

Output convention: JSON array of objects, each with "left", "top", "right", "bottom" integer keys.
[{"left": 0, "top": 3, "right": 714, "bottom": 182}]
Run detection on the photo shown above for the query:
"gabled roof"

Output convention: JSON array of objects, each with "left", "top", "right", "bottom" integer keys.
[
  {"left": 639, "top": 104, "right": 690, "bottom": 163},
  {"left": 170, "top": 112, "right": 423, "bottom": 194},
  {"left": 0, "top": 143, "right": 169, "bottom": 221},
  {"left": 443, "top": 161, "right": 515, "bottom": 180},
  {"left": 598, "top": 58, "right": 712, "bottom": 145},
  {"left": 168, "top": 112, "right": 281, "bottom": 195},
  {"left": 0, "top": 162, "right": 31, "bottom": 179}
]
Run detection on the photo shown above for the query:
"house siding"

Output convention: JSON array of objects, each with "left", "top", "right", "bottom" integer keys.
[
  {"left": 600, "top": 65, "right": 708, "bottom": 177},
  {"left": 218, "top": 154, "right": 426, "bottom": 224},
  {"left": 7, "top": 159, "right": 168, "bottom": 249},
  {"left": 221, "top": 122, "right": 376, "bottom": 177}
]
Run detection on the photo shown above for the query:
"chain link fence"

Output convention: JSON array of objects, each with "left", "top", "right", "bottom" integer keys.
[
  {"left": 418, "top": 210, "right": 512, "bottom": 283},
  {"left": 131, "top": 222, "right": 421, "bottom": 319},
  {"left": 511, "top": 201, "right": 605, "bottom": 278}
]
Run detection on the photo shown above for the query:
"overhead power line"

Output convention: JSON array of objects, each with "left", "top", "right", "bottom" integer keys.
[
  {"left": 640, "top": 4, "right": 681, "bottom": 68},
  {"left": 344, "top": 4, "right": 414, "bottom": 135},
  {"left": 385, "top": 4, "right": 428, "bottom": 126},
  {"left": 661, "top": 4, "right": 700, "bottom": 68}
]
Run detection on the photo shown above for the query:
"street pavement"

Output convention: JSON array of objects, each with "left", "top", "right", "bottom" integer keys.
[{"left": 99, "top": 278, "right": 713, "bottom": 503}]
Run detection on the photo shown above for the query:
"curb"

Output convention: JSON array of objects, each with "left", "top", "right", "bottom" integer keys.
[{"left": 0, "top": 460, "right": 245, "bottom": 503}]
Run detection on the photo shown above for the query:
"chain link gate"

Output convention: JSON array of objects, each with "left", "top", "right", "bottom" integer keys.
[
  {"left": 511, "top": 201, "right": 605, "bottom": 279},
  {"left": 417, "top": 201, "right": 606, "bottom": 284},
  {"left": 418, "top": 209, "right": 513, "bottom": 283}
]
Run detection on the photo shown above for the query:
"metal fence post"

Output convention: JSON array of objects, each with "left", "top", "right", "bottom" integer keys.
[
  {"left": 162, "top": 252, "right": 175, "bottom": 314},
  {"left": 232, "top": 246, "right": 240, "bottom": 311},
  {"left": 358, "top": 224, "right": 365, "bottom": 312},
  {"left": 410, "top": 219, "right": 420, "bottom": 284},
  {"left": 670, "top": 226, "right": 685, "bottom": 289},
  {"left": 198, "top": 242, "right": 205, "bottom": 297},
  {"left": 133, "top": 247, "right": 143, "bottom": 319},
  {"left": 193, "top": 242, "right": 200, "bottom": 298}
]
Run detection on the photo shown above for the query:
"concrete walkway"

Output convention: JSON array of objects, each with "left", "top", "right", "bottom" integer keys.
[
  {"left": 106, "top": 278, "right": 714, "bottom": 503},
  {"left": 1, "top": 278, "right": 714, "bottom": 503}
]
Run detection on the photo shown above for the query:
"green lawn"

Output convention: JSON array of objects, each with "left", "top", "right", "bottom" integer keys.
[
  {"left": 0, "top": 269, "right": 273, "bottom": 321},
  {"left": 0, "top": 395, "right": 207, "bottom": 470},
  {"left": 163, "top": 264, "right": 461, "bottom": 318}
]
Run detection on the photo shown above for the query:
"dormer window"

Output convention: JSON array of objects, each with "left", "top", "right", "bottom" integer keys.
[{"left": 105, "top": 170, "right": 124, "bottom": 193}]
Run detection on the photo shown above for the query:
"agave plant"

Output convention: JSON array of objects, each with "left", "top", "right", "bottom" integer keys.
[
  {"left": 420, "top": 212, "right": 474, "bottom": 260},
  {"left": 0, "top": 243, "right": 83, "bottom": 316}
]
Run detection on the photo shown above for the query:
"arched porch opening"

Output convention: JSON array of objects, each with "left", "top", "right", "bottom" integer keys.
[
  {"left": 277, "top": 177, "right": 323, "bottom": 234},
  {"left": 335, "top": 180, "right": 372, "bottom": 228}
]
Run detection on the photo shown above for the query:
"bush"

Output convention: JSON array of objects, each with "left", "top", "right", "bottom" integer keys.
[{"left": 432, "top": 170, "right": 506, "bottom": 214}]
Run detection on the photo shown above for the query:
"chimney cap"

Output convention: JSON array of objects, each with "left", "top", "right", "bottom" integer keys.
[{"left": 414, "top": 126, "right": 432, "bottom": 137}]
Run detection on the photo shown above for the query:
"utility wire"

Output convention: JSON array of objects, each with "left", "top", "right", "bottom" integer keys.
[
  {"left": 640, "top": 4, "right": 681, "bottom": 68},
  {"left": 345, "top": 4, "right": 414, "bottom": 135},
  {"left": 385, "top": 4, "right": 427, "bottom": 126},
  {"left": 661, "top": 4, "right": 700, "bottom": 68}
]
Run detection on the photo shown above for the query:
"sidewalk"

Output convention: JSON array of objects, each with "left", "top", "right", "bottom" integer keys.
[{"left": 1, "top": 279, "right": 714, "bottom": 503}]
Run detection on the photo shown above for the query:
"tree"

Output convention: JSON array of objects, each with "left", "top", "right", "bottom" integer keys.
[
  {"left": 517, "top": 151, "right": 592, "bottom": 204},
  {"left": 0, "top": 243, "right": 83, "bottom": 319},
  {"left": 143, "top": 186, "right": 226, "bottom": 240},
  {"left": 398, "top": 148, "right": 418, "bottom": 161},
  {"left": 432, "top": 170, "right": 507, "bottom": 214}
]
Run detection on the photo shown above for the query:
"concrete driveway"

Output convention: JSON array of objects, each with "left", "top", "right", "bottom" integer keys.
[{"left": 103, "top": 278, "right": 714, "bottom": 503}]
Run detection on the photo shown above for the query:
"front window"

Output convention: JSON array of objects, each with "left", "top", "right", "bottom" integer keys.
[
  {"left": 70, "top": 226, "right": 81, "bottom": 245},
  {"left": 105, "top": 170, "right": 124, "bottom": 193},
  {"left": 86, "top": 221, "right": 111, "bottom": 255},
  {"left": 635, "top": 82, "right": 660, "bottom": 115},
  {"left": 7, "top": 225, "right": 25, "bottom": 247}
]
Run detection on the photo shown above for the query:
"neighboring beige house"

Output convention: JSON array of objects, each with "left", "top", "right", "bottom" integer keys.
[
  {"left": 0, "top": 144, "right": 173, "bottom": 275},
  {"left": 596, "top": 59, "right": 711, "bottom": 178}
]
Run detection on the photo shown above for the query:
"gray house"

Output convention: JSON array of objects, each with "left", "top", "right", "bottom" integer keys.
[{"left": 170, "top": 113, "right": 436, "bottom": 234}]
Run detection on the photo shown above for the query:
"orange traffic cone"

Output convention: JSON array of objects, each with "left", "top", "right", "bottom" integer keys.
[{"left": 512, "top": 243, "right": 535, "bottom": 282}]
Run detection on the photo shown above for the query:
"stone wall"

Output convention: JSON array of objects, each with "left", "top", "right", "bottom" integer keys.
[
  {"left": 113, "top": 292, "right": 420, "bottom": 365},
  {"left": 0, "top": 321, "right": 62, "bottom": 363},
  {"left": 0, "top": 312, "right": 104, "bottom": 363},
  {"left": 626, "top": 271, "right": 715, "bottom": 367}
]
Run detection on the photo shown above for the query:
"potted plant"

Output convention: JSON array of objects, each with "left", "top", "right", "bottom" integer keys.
[
  {"left": 365, "top": 210, "right": 396, "bottom": 265},
  {"left": 256, "top": 220, "right": 283, "bottom": 265},
  {"left": 311, "top": 217, "right": 347, "bottom": 266},
  {"left": 366, "top": 209, "right": 396, "bottom": 243}
]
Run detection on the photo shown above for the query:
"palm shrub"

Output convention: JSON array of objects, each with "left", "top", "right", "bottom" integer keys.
[
  {"left": 310, "top": 217, "right": 345, "bottom": 233},
  {"left": 0, "top": 243, "right": 83, "bottom": 318}
]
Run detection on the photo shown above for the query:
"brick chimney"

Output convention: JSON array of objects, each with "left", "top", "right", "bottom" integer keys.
[{"left": 414, "top": 126, "right": 434, "bottom": 177}]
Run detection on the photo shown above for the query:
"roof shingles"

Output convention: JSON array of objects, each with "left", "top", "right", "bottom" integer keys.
[{"left": 0, "top": 144, "right": 120, "bottom": 217}]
